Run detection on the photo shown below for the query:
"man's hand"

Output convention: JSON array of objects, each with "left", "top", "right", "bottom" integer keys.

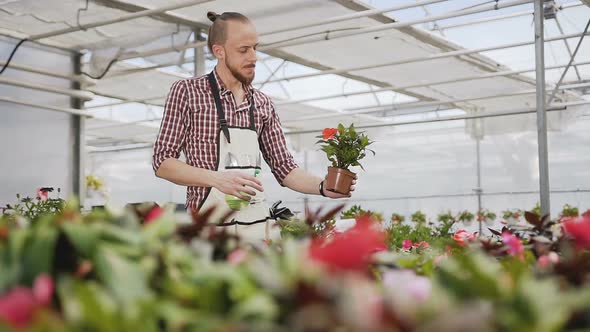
[
  {"left": 322, "top": 177, "right": 357, "bottom": 199},
  {"left": 213, "top": 171, "right": 264, "bottom": 201}
]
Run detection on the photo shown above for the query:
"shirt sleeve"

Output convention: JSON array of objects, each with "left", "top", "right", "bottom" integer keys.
[
  {"left": 259, "top": 100, "right": 299, "bottom": 185},
  {"left": 152, "top": 80, "right": 188, "bottom": 173}
]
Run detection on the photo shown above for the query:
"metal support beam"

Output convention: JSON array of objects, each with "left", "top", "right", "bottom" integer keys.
[
  {"left": 29, "top": 0, "right": 215, "bottom": 41},
  {"left": 0, "top": 97, "right": 91, "bottom": 117},
  {"left": 554, "top": 17, "right": 582, "bottom": 81},
  {"left": 283, "top": 100, "right": 590, "bottom": 135},
  {"left": 428, "top": 2, "right": 582, "bottom": 31},
  {"left": 261, "top": 0, "right": 532, "bottom": 50},
  {"left": 0, "top": 61, "right": 89, "bottom": 84},
  {"left": 193, "top": 29, "right": 206, "bottom": 76},
  {"left": 263, "top": 0, "right": 448, "bottom": 36},
  {"left": 275, "top": 56, "right": 590, "bottom": 106},
  {"left": 71, "top": 53, "right": 85, "bottom": 205},
  {"left": 117, "top": 0, "right": 530, "bottom": 62},
  {"left": 0, "top": 77, "right": 94, "bottom": 100},
  {"left": 534, "top": 0, "right": 551, "bottom": 217},
  {"left": 285, "top": 74, "right": 590, "bottom": 123},
  {"left": 263, "top": 31, "right": 587, "bottom": 84}
]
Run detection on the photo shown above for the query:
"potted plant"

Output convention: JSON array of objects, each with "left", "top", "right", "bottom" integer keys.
[
  {"left": 437, "top": 211, "right": 456, "bottom": 224},
  {"left": 477, "top": 209, "right": 497, "bottom": 224},
  {"left": 316, "top": 124, "right": 374, "bottom": 195},
  {"left": 390, "top": 213, "right": 405, "bottom": 225},
  {"left": 560, "top": 204, "right": 579, "bottom": 220},
  {"left": 457, "top": 210, "right": 475, "bottom": 224},
  {"left": 411, "top": 210, "right": 427, "bottom": 225},
  {"left": 502, "top": 209, "right": 522, "bottom": 226}
]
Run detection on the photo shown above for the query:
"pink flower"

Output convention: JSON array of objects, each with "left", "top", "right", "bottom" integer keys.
[
  {"left": 322, "top": 128, "right": 338, "bottom": 140},
  {"left": 502, "top": 232, "right": 524, "bottom": 260},
  {"left": 0, "top": 274, "right": 53, "bottom": 329},
  {"left": 309, "top": 216, "right": 386, "bottom": 273},
  {"left": 453, "top": 230, "right": 477, "bottom": 246},
  {"left": 402, "top": 240, "right": 413, "bottom": 250},
  {"left": 562, "top": 215, "right": 590, "bottom": 250},
  {"left": 227, "top": 249, "right": 248, "bottom": 265},
  {"left": 382, "top": 270, "right": 432, "bottom": 303},
  {"left": 36, "top": 188, "right": 48, "bottom": 202},
  {"left": 415, "top": 241, "right": 430, "bottom": 249},
  {"left": 144, "top": 205, "right": 164, "bottom": 224},
  {"left": 537, "top": 252, "right": 559, "bottom": 269}
]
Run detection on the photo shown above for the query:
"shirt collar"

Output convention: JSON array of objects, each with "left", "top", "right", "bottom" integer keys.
[{"left": 213, "top": 67, "right": 254, "bottom": 99}]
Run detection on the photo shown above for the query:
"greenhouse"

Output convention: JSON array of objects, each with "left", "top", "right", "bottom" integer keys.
[{"left": 1, "top": 0, "right": 590, "bottom": 330}]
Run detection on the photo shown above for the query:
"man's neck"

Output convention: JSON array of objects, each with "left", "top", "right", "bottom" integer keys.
[{"left": 216, "top": 65, "right": 243, "bottom": 92}]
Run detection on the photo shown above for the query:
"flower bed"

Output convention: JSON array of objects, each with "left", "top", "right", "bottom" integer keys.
[{"left": 1, "top": 195, "right": 590, "bottom": 331}]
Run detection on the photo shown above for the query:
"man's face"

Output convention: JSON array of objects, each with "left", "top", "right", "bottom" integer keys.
[{"left": 219, "top": 21, "right": 258, "bottom": 85}]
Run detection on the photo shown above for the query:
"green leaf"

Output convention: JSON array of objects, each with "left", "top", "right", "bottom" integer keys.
[
  {"left": 93, "top": 246, "right": 152, "bottom": 304},
  {"left": 22, "top": 224, "right": 58, "bottom": 284},
  {"left": 62, "top": 222, "right": 100, "bottom": 257}
]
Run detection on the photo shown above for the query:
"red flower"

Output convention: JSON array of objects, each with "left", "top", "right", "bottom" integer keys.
[
  {"left": 502, "top": 232, "right": 524, "bottom": 260},
  {"left": 453, "top": 230, "right": 477, "bottom": 246},
  {"left": 322, "top": 128, "right": 338, "bottom": 140},
  {"left": 563, "top": 215, "right": 590, "bottom": 250},
  {"left": 144, "top": 205, "right": 164, "bottom": 224},
  {"left": 309, "top": 216, "right": 386, "bottom": 273},
  {"left": 402, "top": 240, "right": 413, "bottom": 250},
  {"left": 0, "top": 274, "right": 53, "bottom": 329}
]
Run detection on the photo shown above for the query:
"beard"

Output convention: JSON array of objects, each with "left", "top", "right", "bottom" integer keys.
[{"left": 226, "top": 57, "right": 255, "bottom": 86}]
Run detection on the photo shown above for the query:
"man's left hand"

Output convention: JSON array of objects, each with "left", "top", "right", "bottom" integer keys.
[{"left": 322, "top": 178, "right": 356, "bottom": 199}]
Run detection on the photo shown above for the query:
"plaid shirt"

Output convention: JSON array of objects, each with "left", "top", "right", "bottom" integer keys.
[{"left": 153, "top": 70, "right": 299, "bottom": 210}]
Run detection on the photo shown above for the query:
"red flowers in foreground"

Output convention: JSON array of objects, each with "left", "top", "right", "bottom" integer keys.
[
  {"left": 309, "top": 216, "right": 386, "bottom": 273},
  {"left": 144, "top": 205, "right": 164, "bottom": 225},
  {"left": 322, "top": 128, "right": 338, "bottom": 140},
  {"left": 0, "top": 274, "right": 53, "bottom": 329},
  {"left": 562, "top": 215, "right": 590, "bottom": 250},
  {"left": 453, "top": 230, "right": 477, "bottom": 246}
]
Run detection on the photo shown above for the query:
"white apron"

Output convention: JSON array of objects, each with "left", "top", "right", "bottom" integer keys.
[{"left": 197, "top": 71, "right": 278, "bottom": 243}]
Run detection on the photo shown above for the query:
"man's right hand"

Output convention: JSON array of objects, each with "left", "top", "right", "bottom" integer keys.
[{"left": 213, "top": 170, "right": 264, "bottom": 201}]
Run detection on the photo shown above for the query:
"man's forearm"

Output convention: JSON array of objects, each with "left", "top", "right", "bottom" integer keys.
[
  {"left": 282, "top": 168, "right": 323, "bottom": 195},
  {"left": 155, "top": 158, "right": 218, "bottom": 187}
]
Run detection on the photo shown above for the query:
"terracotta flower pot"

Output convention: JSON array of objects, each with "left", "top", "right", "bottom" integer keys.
[{"left": 325, "top": 167, "right": 356, "bottom": 195}]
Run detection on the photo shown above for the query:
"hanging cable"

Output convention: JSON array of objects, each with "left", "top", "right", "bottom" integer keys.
[
  {"left": 77, "top": 0, "right": 90, "bottom": 31},
  {"left": 0, "top": 38, "right": 28, "bottom": 75}
]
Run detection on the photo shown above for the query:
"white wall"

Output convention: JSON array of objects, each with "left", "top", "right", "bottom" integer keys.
[{"left": 0, "top": 36, "right": 77, "bottom": 204}]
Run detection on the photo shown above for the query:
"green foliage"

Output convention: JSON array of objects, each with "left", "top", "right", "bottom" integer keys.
[
  {"left": 2, "top": 190, "right": 65, "bottom": 223},
  {"left": 560, "top": 204, "right": 579, "bottom": 218},
  {"left": 390, "top": 213, "right": 405, "bottom": 224},
  {"left": 411, "top": 210, "right": 427, "bottom": 224},
  {"left": 502, "top": 209, "right": 522, "bottom": 220},
  {"left": 340, "top": 204, "right": 383, "bottom": 222},
  {"left": 478, "top": 209, "right": 497, "bottom": 222},
  {"left": 316, "top": 123, "right": 375, "bottom": 170},
  {"left": 457, "top": 210, "right": 475, "bottom": 223}
]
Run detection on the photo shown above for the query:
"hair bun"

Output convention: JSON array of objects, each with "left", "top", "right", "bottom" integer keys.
[{"left": 207, "top": 11, "right": 219, "bottom": 22}]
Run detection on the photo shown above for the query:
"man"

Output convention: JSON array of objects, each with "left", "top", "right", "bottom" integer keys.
[{"left": 152, "top": 11, "right": 355, "bottom": 241}]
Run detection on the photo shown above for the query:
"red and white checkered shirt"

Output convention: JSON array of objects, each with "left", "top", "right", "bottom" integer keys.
[{"left": 153, "top": 70, "right": 299, "bottom": 210}]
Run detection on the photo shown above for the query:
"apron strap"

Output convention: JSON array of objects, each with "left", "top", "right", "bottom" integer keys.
[
  {"left": 207, "top": 72, "right": 231, "bottom": 144},
  {"left": 248, "top": 94, "right": 256, "bottom": 132}
]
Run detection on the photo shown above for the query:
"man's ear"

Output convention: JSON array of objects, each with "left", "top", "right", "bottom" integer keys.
[{"left": 212, "top": 44, "right": 225, "bottom": 60}]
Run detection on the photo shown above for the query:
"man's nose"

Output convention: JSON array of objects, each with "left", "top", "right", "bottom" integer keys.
[{"left": 248, "top": 49, "right": 257, "bottom": 62}]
